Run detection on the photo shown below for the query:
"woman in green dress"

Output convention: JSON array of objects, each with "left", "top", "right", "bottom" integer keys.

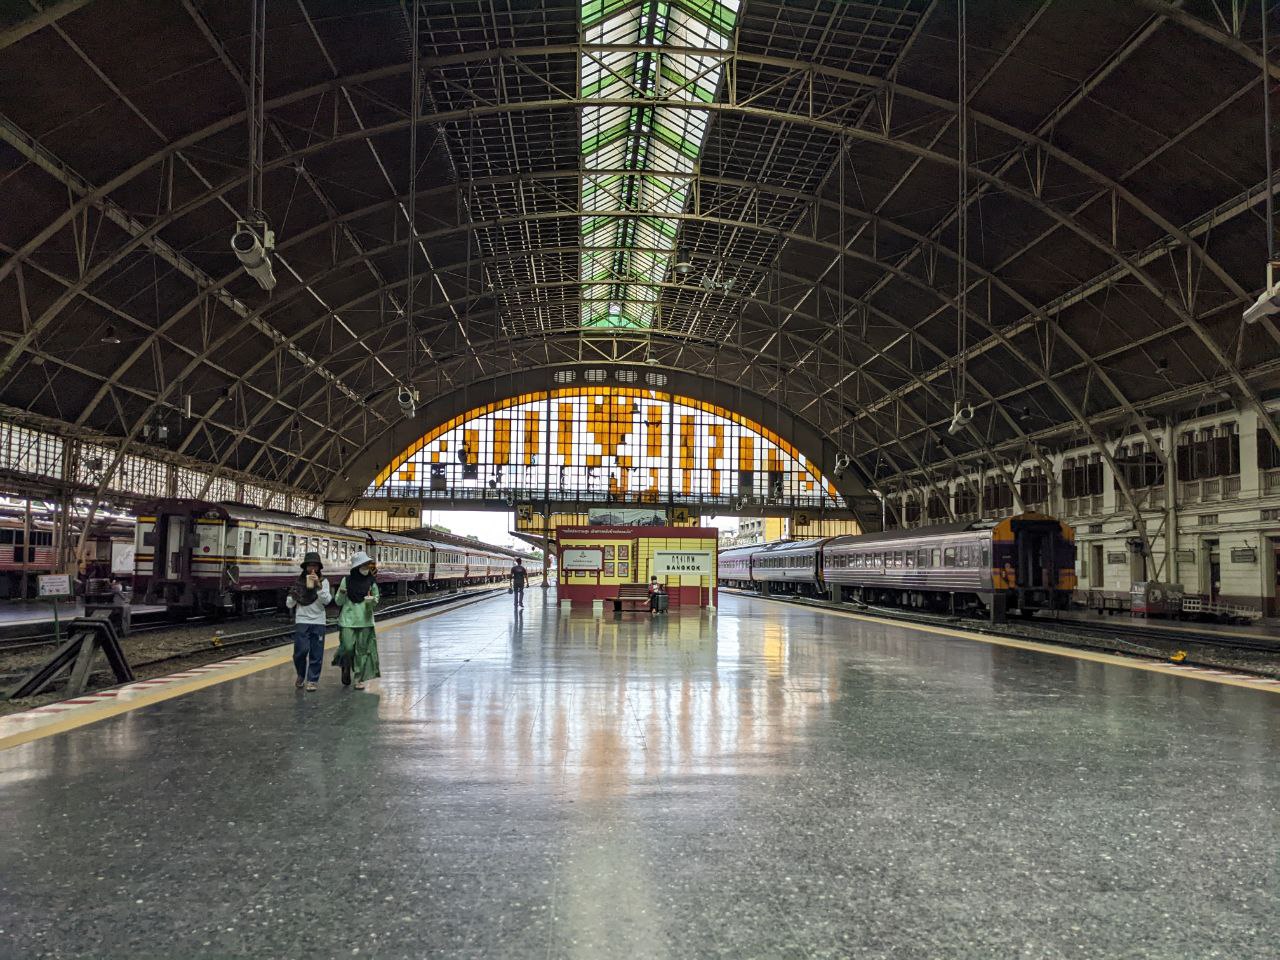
[{"left": 332, "top": 551, "right": 380, "bottom": 689}]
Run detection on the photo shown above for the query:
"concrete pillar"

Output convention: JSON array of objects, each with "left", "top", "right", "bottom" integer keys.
[
  {"left": 1101, "top": 445, "right": 1117, "bottom": 517},
  {"left": 1238, "top": 406, "right": 1260, "bottom": 499}
]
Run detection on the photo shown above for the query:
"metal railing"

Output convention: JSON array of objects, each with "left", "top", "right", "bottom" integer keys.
[{"left": 358, "top": 485, "right": 841, "bottom": 513}]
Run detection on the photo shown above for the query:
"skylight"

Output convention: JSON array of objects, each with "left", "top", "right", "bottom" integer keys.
[{"left": 579, "top": 0, "right": 739, "bottom": 329}]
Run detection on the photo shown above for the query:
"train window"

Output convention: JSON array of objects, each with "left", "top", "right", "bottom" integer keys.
[
  {"left": 34, "top": 531, "right": 51, "bottom": 545},
  {"left": 944, "top": 547, "right": 956, "bottom": 567},
  {"left": 904, "top": 551, "right": 914, "bottom": 569},
  {"left": 256, "top": 532, "right": 269, "bottom": 556},
  {"left": 893, "top": 551, "right": 903, "bottom": 568},
  {"left": 272, "top": 534, "right": 283, "bottom": 558},
  {"left": 243, "top": 531, "right": 253, "bottom": 555},
  {"left": 981, "top": 544, "right": 990, "bottom": 568},
  {"left": 931, "top": 548, "right": 940, "bottom": 567},
  {"left": 286, "top": 535, "right": 297, "bottom": 558},
  {"left": 0, "top": 531, "right": 10, "bottom": 544}
]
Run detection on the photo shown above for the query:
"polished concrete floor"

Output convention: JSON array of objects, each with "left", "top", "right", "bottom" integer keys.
[{"left": 1, "top": 591, "right": 1277, "bottom": 959}]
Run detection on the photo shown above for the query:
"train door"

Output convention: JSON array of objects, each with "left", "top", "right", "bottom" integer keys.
[
  {"left": 154, "top": 513, "right": 189, "bottom": 581},
  {"left": 1016, "top": 524, "right": 1052, "bottom": 589}
]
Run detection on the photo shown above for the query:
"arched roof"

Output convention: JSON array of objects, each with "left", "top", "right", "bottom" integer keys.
[{"left": 0, "top": 0, "right": 1276, "bottom": 527}]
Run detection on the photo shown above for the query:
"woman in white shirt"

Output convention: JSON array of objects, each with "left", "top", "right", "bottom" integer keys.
[{"left": 286, "top": 551, "right": 332, "bottom": 691}]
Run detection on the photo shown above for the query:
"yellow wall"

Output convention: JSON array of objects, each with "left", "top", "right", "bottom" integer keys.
[
  {"left": 636, "top": 534, "right": 718, "bottom": 592},
  {"left": 786, "top": 517, "right": 862, "bottom": 538}
]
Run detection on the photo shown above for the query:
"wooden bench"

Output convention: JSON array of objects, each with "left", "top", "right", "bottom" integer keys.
[{"left": 609, "top": 583, "right": 652, "bottom": 614}]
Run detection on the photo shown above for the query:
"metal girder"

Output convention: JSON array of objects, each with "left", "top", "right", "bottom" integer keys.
[
  {"left": 1, "top": 33, "right": 1274, "bottom": 514},
  {"left": 1, "top": 47, "right": 1252, "bottom": 347},
  {"left": 314, "top": 358, "right": 883, "bottom": 523},
  {"left": 0, "top": 0, "right": 92, "bottom": 52}
]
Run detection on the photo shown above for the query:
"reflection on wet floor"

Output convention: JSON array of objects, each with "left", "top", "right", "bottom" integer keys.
[{"left": 2, "top": 591, "right": 1278, "bottom": 959}]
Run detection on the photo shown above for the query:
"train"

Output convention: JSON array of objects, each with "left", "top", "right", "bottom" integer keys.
[
  {"left": 0, "top": 515, "right": 57, "bottom": 599},
  {"left": 0, "top": 514, "right": 134, "bottom": 598},
  {"left": 133, "top": 499, "right": 542, "bottom": 617},
  {"left": 719, "top": 512, "right": 1076, "bottom": 621}
]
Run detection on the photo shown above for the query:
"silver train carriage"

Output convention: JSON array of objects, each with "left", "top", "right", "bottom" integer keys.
[
  {"left": 134, "top": 500, "right": 538, "bottom": 616},
  {"left": 717, "top": 513, "right": 1076, "bottom": 621}
]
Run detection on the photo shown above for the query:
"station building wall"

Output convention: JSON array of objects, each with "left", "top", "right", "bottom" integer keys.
[{"left": 889, "top": 403, "right": 1280, "bottom": 615}]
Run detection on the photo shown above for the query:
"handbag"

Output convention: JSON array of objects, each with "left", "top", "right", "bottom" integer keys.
[{"left": 507, "top": 585, "right": 514, "bottom": 594}]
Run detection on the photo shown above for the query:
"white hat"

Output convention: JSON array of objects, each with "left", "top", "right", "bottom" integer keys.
[{"left": 350, "top": 551, "right": 374, "bottom": 571}]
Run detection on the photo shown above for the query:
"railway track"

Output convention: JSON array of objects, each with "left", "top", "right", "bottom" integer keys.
[
  {"left": 0, "top": 587, "right": 506, "bottom": 696},
  {"left": 722, "top": 589, "right": 1280, "bottom": 678},
  {"left": 0, "top": 583, "right": 508, "bottom": 653}
]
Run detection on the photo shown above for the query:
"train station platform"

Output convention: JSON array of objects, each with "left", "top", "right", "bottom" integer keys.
[{"left": 2, "top": 592, "right": 1277, "bottom": 957}]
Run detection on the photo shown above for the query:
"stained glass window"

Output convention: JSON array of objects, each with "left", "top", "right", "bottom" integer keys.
[{"left": 369, "top": 387, "right": 841, "bottom": 509}]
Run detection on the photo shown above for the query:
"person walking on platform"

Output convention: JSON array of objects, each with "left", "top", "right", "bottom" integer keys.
[
  {"left": 287, "top": 551, "right": 331, "bottom": 692},
  {"left": 510, "top": 557, "right": 528, "bottom": 608},
  {"left": 332, "top": 551, "right": 380, "bottom": 690}
]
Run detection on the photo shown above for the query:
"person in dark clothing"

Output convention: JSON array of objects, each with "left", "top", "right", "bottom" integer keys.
[
  {"left": 648, "top": 576, "right": 661, "bottom": 613},
  {"left": 510, "top": 558, "right": 528, "bottom": 607}
]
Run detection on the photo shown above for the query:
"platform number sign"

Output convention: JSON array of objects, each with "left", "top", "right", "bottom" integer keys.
[
  {"left": 517, "top": 505, "right": 533, "bottom": 526},
  {"left": 794, "top": 513, "right": 811, "bottom": 527},
  {"left": 669, "top": 507, "right": 689, "bottom": 524}
]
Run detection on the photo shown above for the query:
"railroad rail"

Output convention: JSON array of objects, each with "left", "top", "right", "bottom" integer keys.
[
  {"left": 721, "top": 589, "right": 1280, "bottom": 678},
  {"left": 0, "top": 587, "right": 507, "bottom": 701}
]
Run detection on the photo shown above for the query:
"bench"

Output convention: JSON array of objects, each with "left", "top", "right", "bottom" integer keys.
[{"left": 609, "top": 583, "right": 652, "bottom": 614}]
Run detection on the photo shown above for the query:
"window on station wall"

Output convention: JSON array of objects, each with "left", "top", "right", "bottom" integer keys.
[
  {"left": 1177, "top": 423, "right": 1239, "bottom": 480},
  {"left": 981, "top": 477, "right": 1014, "bottom": 514},
  {"left": 367, "top": 387, "right": 843, "bottom": 509},
  {"left": 926, "top": 492, "right": 948, "bottom": 521},
  {"left": 904, "top": 496, "right": 921, "bottom": 525},
  {"left": 1113, "top": 440, "right": 1165, "bottom": 490},
  {"left": 1018, "top": 466, "right": 1049, "bottom": 506},
  {"left": 1260, "top": 426, "right": 1280, "bottom": 470},
  {"left": 0, "top": 423, "right": 65, "bottom": 480},
  {"left": 1061, "top": 453, "right": 1103, "bottom": 498},
  {"left": 953, "top": 483, "right": 978, "bottom": 516}
]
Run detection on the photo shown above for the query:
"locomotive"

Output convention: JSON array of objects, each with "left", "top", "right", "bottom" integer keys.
[
  {"left": 719, "top": 512, "right": 1076, "bottom": 621},
  {"left": 133, "top": 499, "right": 540, "bottom": 617}
]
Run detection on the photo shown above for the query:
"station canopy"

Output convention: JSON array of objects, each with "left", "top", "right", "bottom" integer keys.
[{"left": 0, "top": 1, "right": 1276, "bottom": 526}]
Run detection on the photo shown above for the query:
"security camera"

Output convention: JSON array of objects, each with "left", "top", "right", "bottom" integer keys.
[
  {"left": 397, "top": 386, "right": 418, "bottom": 417},
  {"left": 947, "top": 403, "right": 974, "bottom": 436},
  {"left": 1244, "top": 284, "right": 1280, "bottom": 324},
  {"left": 230, "top": 222, "right": 277, "bottom": 292},
  {"left": 832, "top": 452, "right": 851, "bottom": 480}
]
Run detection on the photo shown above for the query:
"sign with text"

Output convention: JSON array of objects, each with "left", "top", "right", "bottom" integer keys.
[
  {"left": 561, "top": 548, "right": 603, "bottom": 571},
  {"left": 37, "top": 574, "right": 71, "bottom": 597},
  {"left": 652, "top": 551, "right": 714, "bottom": 576}
]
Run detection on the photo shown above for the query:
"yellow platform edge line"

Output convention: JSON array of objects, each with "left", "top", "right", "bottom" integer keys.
[
  {"left": 0, "top": 592, "right": 502, "bottom": 752},
  {"left": 739, "top": 593, "right": 1280, "bottom": 695}
]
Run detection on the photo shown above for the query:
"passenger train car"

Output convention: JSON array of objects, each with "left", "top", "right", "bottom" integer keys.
[
  {"left": 719, "top": 512, "right": 1076, "bottom": 621},
  {"left": 0, "top": 516, "right": 56, "bottom": 598},
  {"left": 133, "top": 499, "right": 540, "bottom": 616}
]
